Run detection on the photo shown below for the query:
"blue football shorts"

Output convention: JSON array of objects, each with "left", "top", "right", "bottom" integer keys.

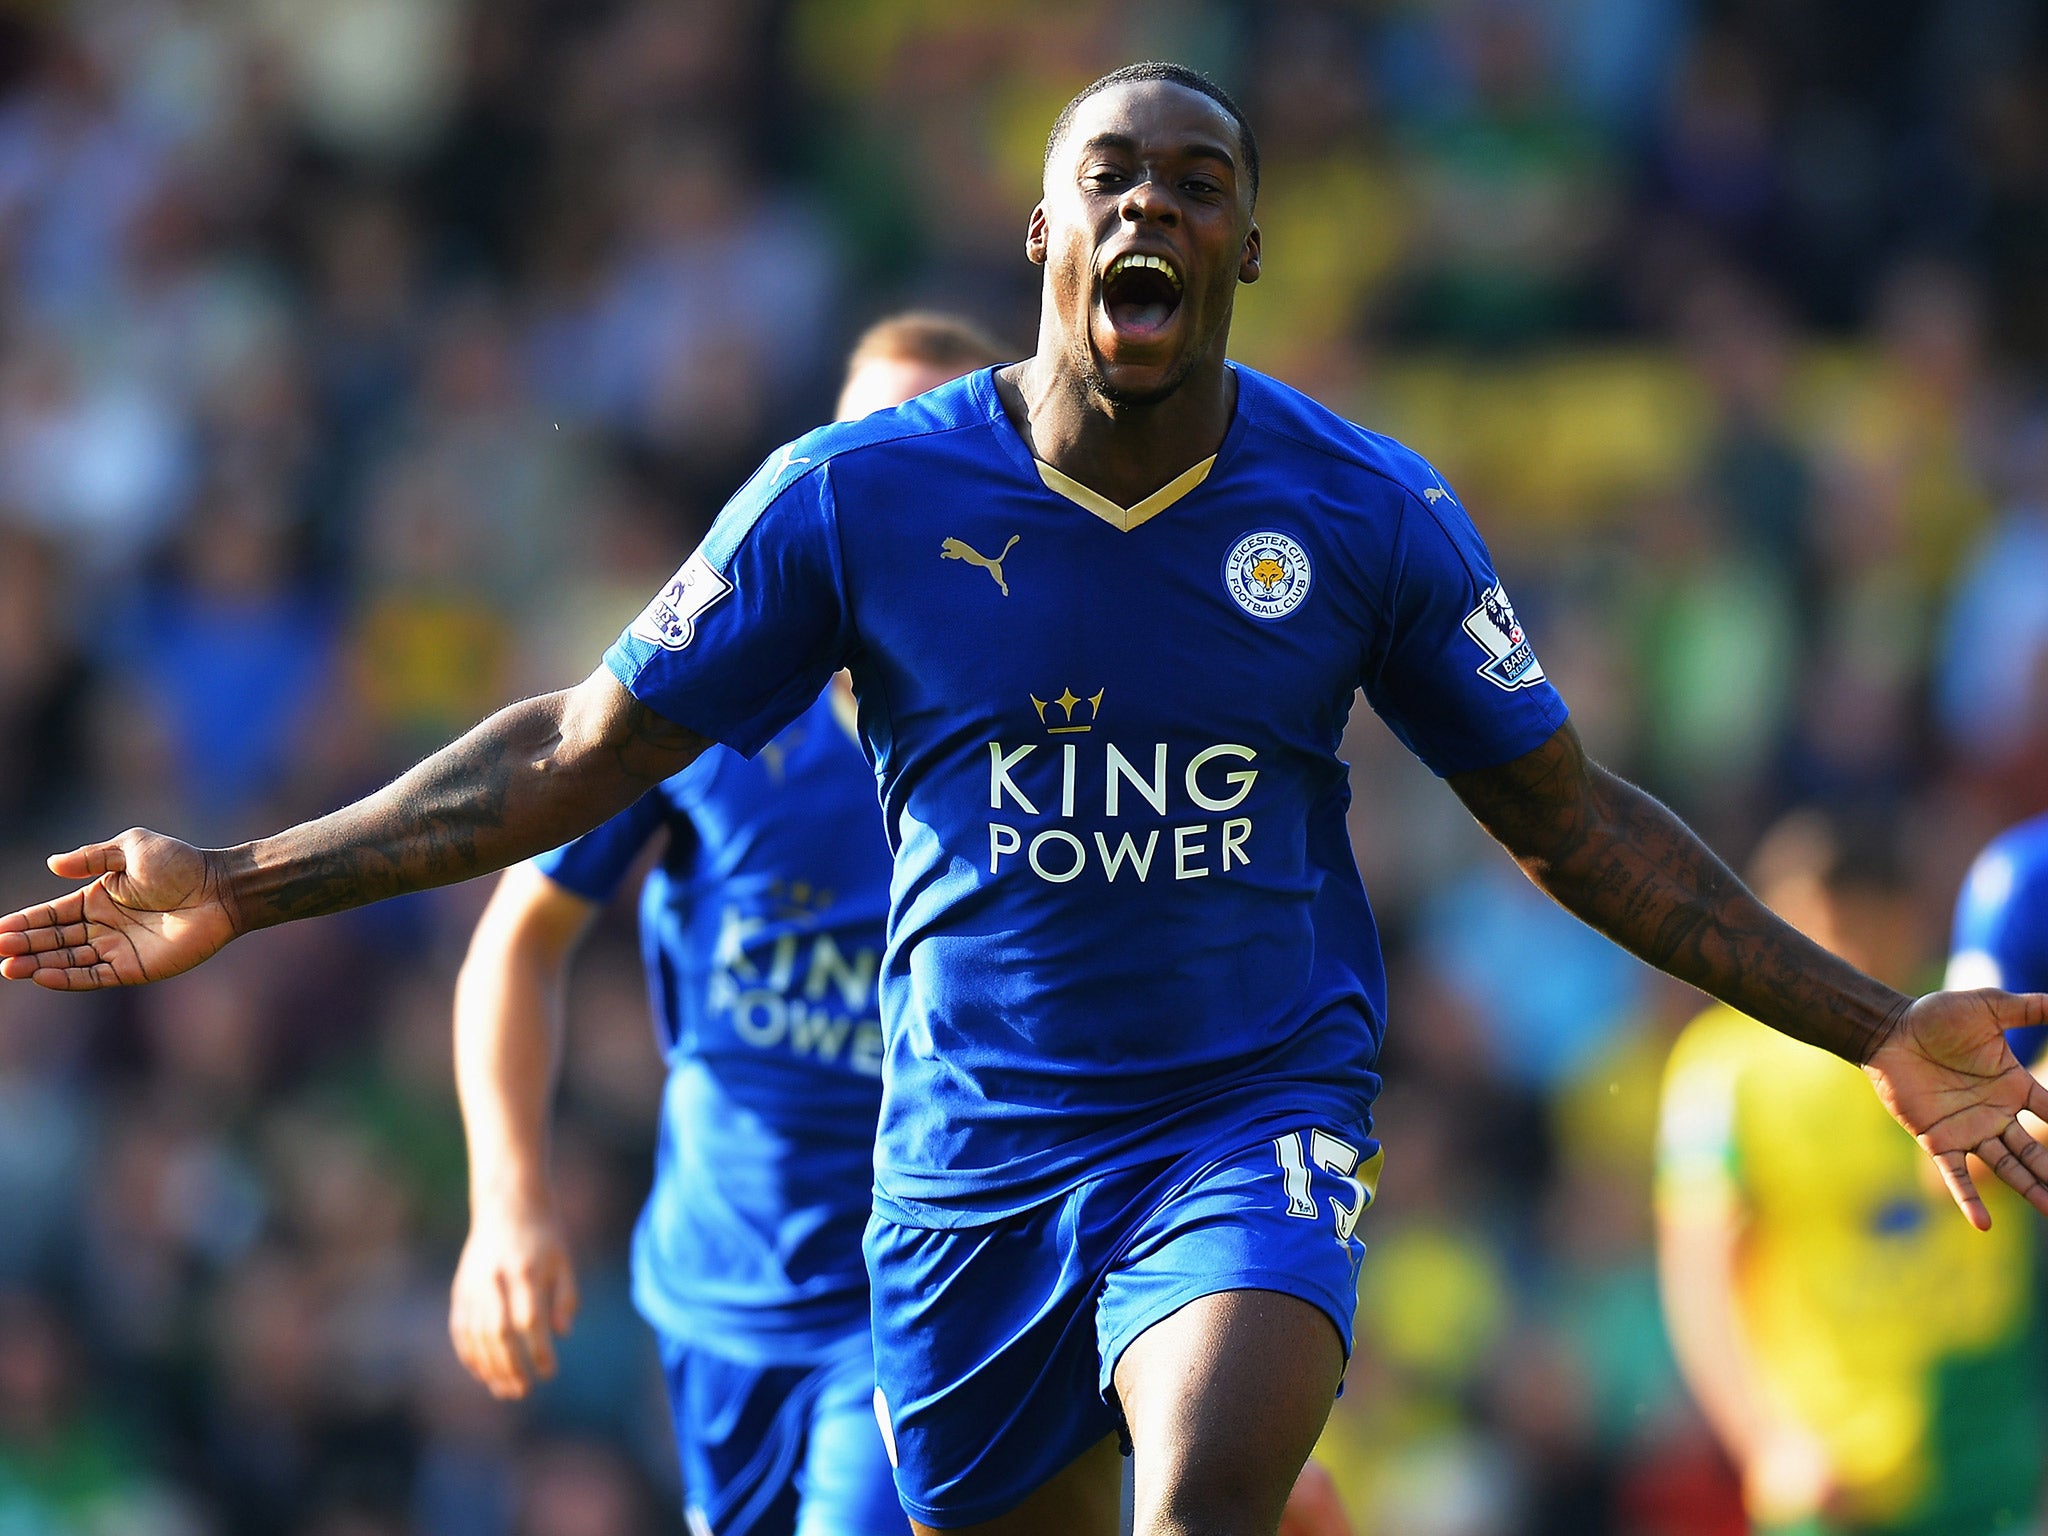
[
  {"left": 866, "top": 1116, "right": 1379, "bottom": 1527},
  {"left": 659, "top": 1326, "right": 907, "bottom": 1536}
]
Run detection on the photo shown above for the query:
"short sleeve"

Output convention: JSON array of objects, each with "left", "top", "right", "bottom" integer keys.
[
  {"left": 1361, "top": 492, "right": 1570, "bottom": 777},
  {"left": 532, "top": 790, "right": 667, "bottom": 903},
  {"left": 1654, "top": 1014, "right": 1746, "bottom": 1220},
  {"left": 605, "top": 445, "right": 852, "bottom": 757}
]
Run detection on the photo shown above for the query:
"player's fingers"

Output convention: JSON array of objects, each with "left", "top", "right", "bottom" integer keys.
[
  {"left": 2025, "top": 1074, "right": 2048, "bottom": 1124},
  {"left": 552, "top": 1262, "right": 580, "bottom": 1335},
  {"left": 451, "top": 1275, "right": 517, "bottom": 1397},
  {"left": 507, "top": 1270, "right": 557, "bottom": 1382},
  {"left": 23, "top": 958, "right": 121, "bottom": 991},
  {"left": 1989, "top": 1128, "right": 2048, "bottom": 1220},
  {"left": 462, "top": 1310, "right": 521, "bottom": 1399},
  {"left": 449, "top": 1305, "right": 492, "bottom": 1388},
  {"left": 1932, "top": 1148, "right": 1992, "bottom": 1230},
  {"left": 2002, "top": 1119, "right": 2048, "bottom": 1180},
  {"left": 0, "top": 895, "right": 89, "bottom": 943},
  {"left": 487, "top": 1272, "right": 536, "bottom": 1397},
  {"left": 16, "top": 941, "right": 106, "bottom": 971},
  {"left": 48, "top": 841, "right": 126, "bottom": 881},
  {"left": 0, "top": 920, "right": 94, "bottom": 956}
]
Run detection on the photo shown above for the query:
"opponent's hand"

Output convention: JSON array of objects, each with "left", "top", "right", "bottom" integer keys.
[
  {"left": 1864, "top": 990, "right": 2048, "bottom": 1230},
  {"left": 0, "top": 831, "right": 239, "bottom": 990},
  {"left": 450, "top": 1201, "right": 579, "bottom": 1399},
  {"left": 1743, "top": 1423, "right": 1838, "bottom": 1526}
]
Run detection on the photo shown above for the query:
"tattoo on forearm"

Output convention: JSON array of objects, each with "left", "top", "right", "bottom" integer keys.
[
  {"left": 226, "top": 685, "right": 708, "bottom": 931},
  {"left": 1448, "top": 724, "right": 1909, "bottom": 1064}
]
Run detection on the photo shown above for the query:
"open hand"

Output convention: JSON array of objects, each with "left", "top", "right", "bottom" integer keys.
[
  {"left": 1864, "top": 989, "right": 2048, "bottom": 1229},
  {"left": 0, "top": 831, "right": 239, "bottom": 990},
  {"left": 450, "top": 1200, "right": 579, "bottom": 1400}
]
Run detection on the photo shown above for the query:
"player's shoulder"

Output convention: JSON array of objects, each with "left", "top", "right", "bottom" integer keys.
[
  {"left": 702, "top": 371, "right": 994, "bottom": 560},
  {"left": 1233, "top": 365, "right": 1459, "bottom": 512},
  {"left": 763, "top": 370, "right": 994, "bottom": 491}
]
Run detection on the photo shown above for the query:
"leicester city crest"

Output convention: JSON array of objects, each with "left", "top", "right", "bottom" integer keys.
[{"left": 1223, "top": 530, "right": 1313, "bottom": 621}]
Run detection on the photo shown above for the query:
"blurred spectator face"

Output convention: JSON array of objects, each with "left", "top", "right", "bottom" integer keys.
[
  {"left": 211, "top": 1251, "right": 331, "bottom": 1459},
  {"left": 834, "top": 352, "right": 974, "bottom": 420},
  {"left": 1750, "top": 813, "right": 1921, "bottom": 987},
  {"left": 1875, "top": 260, "right": 1986, "bottom": 401}
]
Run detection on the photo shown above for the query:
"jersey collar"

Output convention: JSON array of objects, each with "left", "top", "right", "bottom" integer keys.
[
  {"left": 1031, "top": 454, "right": 1215, "bottom": 531},
  {"left": 972, "top": 364, "right": 1251, "bottom": 535}
]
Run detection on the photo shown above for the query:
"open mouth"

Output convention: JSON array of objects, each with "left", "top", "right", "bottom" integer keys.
[{"left": 1100, "top": 252, "right": 1184, "bottom": 341}]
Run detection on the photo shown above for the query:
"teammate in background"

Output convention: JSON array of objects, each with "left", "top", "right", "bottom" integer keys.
[
  {"left": 1949, "top": 810, "right": 2048, "bottom": 1064},
  {"left": 7, "top": 63, "right": 2048, "bottom": 1536},
  {"left": 448, "top": 315, "right": 1002, "bottom": 1536},
  {"left": 1657, "top": 810, "right": 2048, "bottom": 1536}
]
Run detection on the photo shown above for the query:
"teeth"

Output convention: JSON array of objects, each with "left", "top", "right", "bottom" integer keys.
[{"left": 1108, "top": 253, "right": 1181, "bottom": 290}]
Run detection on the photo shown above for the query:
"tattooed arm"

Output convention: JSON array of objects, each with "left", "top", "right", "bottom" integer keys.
[
  {"left": 0, "top": 666, "right": 708, "bottom": 990},
  {"left": 1450, "top": 721, "right": 2048, "bottom": 1228},
  {"left": 1447, "top": 722, "right": 1902, "bottom": 1062}
]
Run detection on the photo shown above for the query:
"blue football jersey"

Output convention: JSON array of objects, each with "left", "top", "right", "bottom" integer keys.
[
  {"left": 1949, "top": 810, "right": 2048, "bottom": 1065},
  {"left": 605, "top": 366, "right": 1570, "bottom": 1227},
  {"left": 534, "top": 688, "right": 889, "bottom": 1360}
]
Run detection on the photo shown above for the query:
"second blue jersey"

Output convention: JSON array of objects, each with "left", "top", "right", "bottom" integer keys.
[
  {"left": 535, "top": 688, "right": 889, "bottom": 1361},
  {"left": 605, "top": 365, "right": 1570, "bottom": 1228}
]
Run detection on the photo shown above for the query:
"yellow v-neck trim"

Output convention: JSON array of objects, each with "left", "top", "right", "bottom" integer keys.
[{"left": 1033, "top": 454, "right": 1216, "bottom": 532}]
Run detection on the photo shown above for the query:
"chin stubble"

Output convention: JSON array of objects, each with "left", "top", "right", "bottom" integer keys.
[{"left": 1077, "top": 338, "right": 1203, "bottom": 409}]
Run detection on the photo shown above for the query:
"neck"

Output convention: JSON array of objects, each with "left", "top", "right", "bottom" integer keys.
[{"left": 996, "top": 332, "right": 1235, "bottom": 508}]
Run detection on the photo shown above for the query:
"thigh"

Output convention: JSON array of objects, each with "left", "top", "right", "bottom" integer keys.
[
  {"left": 865, "top": 1208, "right": 1122, "bottom": 1530},
  {"left": 906, "top": 1434, "right": 1122, "bottom": 1536},
  {"left": 1100, "top": 1120, "right": 1375, "bottom": 1536},
  {"left": 1114, "top": 1290, "right": 1344, "bottom": 1536},
  {"left": 793, "top": 1337, "right": 912, "bottom": 1536}
]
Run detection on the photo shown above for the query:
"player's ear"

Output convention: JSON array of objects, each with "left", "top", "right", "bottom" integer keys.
[
  {"left": 1238, "top": 221, "right": 1261, "bottom": 285},
  {"left": 1026, "top": 202, "right": 1048, "bottom": 266}
]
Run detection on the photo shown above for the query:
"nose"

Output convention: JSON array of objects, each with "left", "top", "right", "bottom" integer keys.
[{"left": 1117, "top": 172, "right": 1177, "bottom": 227}]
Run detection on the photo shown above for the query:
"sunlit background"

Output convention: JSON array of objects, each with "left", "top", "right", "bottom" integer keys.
[{"left": 1, "top": 2, "right": 2045, "bottom": 1533}]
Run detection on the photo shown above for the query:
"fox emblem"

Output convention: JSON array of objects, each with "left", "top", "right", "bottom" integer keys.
[
  {"left": 940, "top": 534, "right": 1021, "bottom": 596},
  {"left": 1250, "top": 555, "right": 1288, "bottom": 593}
]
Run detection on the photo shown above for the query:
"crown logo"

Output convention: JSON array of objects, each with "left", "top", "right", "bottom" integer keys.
[
  {"left": 764, "top": 878, "right": 835, "bottom": 919},
  {"left": 1030, "top": 687, "right": 1104, "bottom": 734}
]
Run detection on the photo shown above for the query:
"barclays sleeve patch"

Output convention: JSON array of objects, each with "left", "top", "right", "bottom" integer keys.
[
  {"left": 1461, "top": 583, "right": 1546, "bottom": 691},
  {"left": 627, "top": 550, "right": 734, "bottom": 651}
]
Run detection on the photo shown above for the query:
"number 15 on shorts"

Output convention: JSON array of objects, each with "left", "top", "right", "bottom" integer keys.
[{"left": 1274, "top": 1130, "right": 1379, "bottom": 1244}]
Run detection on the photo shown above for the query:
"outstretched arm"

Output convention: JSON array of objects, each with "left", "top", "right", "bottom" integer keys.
[
  {"left": 1450, "top": 722, "right": 2048, "bottom": 1228},
  {"left": 450, "top": 864, "right": 597, "bottom": 1400},
  {"left": 0, "top": 666, "right": 708, "bottom": 989}
]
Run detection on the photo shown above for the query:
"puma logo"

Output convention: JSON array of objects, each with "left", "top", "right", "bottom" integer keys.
[
  {"left": 773, "top": 444, "right": 812, "bottom": 480},
  {"left": 940, "top": 534, "right": 1021, "bottom": 596}
]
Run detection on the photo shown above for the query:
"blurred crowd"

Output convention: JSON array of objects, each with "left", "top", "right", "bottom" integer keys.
[{"left": 1, "top": 2, "right": 2045, "bottom": 1533}]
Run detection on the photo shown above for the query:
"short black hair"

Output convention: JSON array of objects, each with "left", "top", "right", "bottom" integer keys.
[{"left": 1043, "top": 61, "right": 1259, "bottom": 204}]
